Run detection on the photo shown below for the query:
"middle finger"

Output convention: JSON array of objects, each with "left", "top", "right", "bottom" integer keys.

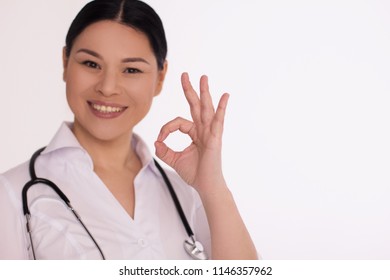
[{"left": 181, "top": 72, "right": 201, "bottom": 124}]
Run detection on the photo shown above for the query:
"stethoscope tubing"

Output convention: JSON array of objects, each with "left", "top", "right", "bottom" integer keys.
[
  {"left": 22, "top": 147, "right": 206, "bottom": 260},
  {"left": 22, "top": 178, "right": 70, "bottom": 216},
  {"left": 153, "top": 159, "right": 194, "bottom": 238},
  {"left": 23, "top": 147, "right": 106, "bottom": 259}
]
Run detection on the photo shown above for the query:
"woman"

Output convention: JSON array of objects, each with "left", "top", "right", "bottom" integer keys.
[{"left": 0, "top": 0, "right": 257, "bottom": 259}]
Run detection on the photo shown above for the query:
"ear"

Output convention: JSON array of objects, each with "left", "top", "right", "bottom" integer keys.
[
  {"left": 62, "top": 47, "right": 68, "bottom": 82},
  {"left": 154, "top": 60, "right": 168, "bottom": 97}
]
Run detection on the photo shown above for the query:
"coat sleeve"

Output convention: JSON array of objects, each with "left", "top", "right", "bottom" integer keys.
[{"left": 0, "top": 175, "right": 29, "bottom": 259}]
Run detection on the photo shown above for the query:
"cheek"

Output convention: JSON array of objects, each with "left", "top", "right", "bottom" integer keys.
[
  {"left": 66, "top": 70, "right": 95, "bottom": 96},
  {"left": 65, "top": 73, "right": 90, "bottom": 116},
  {"left": 124, "top": 76, "right": 159, "bottom": 104}
]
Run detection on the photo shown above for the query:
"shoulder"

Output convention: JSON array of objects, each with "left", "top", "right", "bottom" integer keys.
[
  {"left": 1, "top": 160, "right": 30, "bottom": 199},
  {"left": 0, "top": 159, "right": 31, "bottom": 219}
]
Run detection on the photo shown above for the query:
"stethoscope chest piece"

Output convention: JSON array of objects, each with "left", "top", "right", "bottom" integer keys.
[{"left": 184, "top": 235, "right": 208, "bottom": 260}]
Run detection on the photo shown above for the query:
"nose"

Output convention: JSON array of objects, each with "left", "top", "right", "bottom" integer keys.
[{"left": 95, "top": 69, "right": 120, "bottom": 97}]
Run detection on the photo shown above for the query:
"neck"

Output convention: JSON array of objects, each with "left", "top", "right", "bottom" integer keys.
[{"left": 72, "top": 123, "right": 139, "bottom": 171}]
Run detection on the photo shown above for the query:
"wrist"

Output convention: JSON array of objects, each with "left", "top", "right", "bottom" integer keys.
[{"left": 197, "top": 180, "right": 233, "bottom": 204}]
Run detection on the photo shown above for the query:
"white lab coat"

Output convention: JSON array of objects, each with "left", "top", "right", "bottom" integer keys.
[{"left": 0, "top": 122, "right": 211, "bottom": 259}]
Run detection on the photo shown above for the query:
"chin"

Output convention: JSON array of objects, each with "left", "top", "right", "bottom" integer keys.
[{"left": 92, "top": 127, "right": 132, "bottom": 143}]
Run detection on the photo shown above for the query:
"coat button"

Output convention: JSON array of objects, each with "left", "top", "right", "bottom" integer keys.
[{"left": 138, "top": 238, "right": 148, "bottom": 247}]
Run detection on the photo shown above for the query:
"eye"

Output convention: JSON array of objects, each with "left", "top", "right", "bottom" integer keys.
[
  {"left": 124, "top": 68, "right": 142, "bottom": 74},
  {"left": 82, "top": 60, "right": 100, "bottom": 69}
]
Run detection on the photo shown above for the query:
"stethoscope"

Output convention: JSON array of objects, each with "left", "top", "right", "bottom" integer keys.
[{"left": 22, "top": 147, "right": 208, "bottom": 260}]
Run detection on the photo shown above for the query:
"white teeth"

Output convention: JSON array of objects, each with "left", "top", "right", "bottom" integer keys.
[{"left": 92, "top": 103, "right": 123, "bottom": 113}]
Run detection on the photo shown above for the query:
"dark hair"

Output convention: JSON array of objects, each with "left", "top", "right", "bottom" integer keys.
[{"left": 65, "top": 0, "right": 167, "bottom": 70}]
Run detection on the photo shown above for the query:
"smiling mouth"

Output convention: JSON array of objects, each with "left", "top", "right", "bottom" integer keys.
[{"left": 88, "top": 101, "right": 127, "bottom": 114}]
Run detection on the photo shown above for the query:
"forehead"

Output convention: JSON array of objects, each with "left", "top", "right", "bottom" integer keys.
[{"left": 71, "top": 20, "right": 154, "bottom": 59}]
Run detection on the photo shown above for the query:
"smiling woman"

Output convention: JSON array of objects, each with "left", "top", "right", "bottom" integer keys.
[
  {"left": 0, "top": 0, "right": 257, "bottom": 260},
  {"left": 64, "top": 20, "right": 166, "bottom": 144}
]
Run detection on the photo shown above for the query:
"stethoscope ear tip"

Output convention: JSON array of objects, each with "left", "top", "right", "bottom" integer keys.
[{"left": 184, "top": 236, "right": 208, "bottom": 260}]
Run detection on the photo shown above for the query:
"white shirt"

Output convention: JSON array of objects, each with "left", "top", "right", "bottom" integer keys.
[{"left": 0, "top": 122, "right": 211, "bottom": 259}]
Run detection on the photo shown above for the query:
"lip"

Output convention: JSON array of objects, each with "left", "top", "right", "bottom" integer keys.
[{"left": 87, "top": 100, "right": 128, "bottom": 119}]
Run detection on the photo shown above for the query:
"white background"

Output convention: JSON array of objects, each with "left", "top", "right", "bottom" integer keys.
[{"left": 0, "top": 0, "right": 389, "bottom": 259}]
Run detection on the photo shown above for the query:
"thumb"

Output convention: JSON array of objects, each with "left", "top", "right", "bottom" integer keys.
[{"left": 154, "top": 141, "right": 176, "bottom": 168}]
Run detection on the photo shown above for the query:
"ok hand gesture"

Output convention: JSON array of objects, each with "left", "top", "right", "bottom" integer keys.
[{"left": 155, "top": 72, "right": 229, "bottom": 195}]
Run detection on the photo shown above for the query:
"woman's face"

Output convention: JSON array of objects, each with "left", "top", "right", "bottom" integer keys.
[{"left": 63, "top": 20, "right": 167, "bottom": 143}]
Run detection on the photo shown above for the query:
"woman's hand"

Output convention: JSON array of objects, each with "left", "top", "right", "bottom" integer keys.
[
  {"left": 155, "top": 72, "right": 229, "bottom": 194},
  {"left": 156, "top": 73, "right": 258, "bottom": 259}
]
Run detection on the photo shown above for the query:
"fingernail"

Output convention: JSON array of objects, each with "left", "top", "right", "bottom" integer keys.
[{"left": 157, "top": 131, "right": 164, "bottom": 141}]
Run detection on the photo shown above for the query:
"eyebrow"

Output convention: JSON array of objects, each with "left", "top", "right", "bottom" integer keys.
[{"left": 76, "top": 48, "right": 150, "bottom": 64}]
